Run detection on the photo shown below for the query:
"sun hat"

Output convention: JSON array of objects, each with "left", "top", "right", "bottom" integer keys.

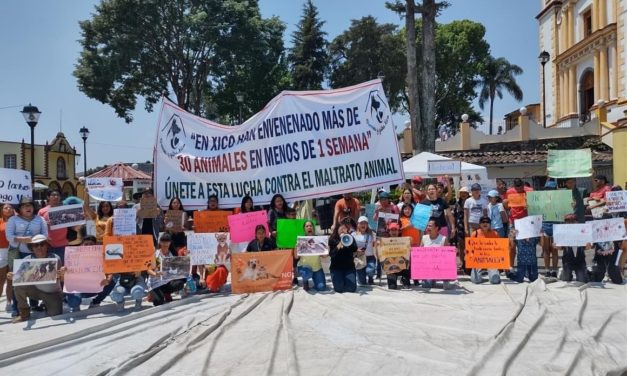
[{"left": 358, "top": 216, "right": 369, "bottom": 223}]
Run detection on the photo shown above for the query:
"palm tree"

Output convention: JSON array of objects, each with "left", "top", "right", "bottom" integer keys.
[{"left": 478, "top": 57, "right": 523, "bottom": 135}]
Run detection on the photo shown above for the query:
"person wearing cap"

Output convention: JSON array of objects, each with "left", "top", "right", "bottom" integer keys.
[
  {"left": 558, "top": 214, "right": 590, "bottom": 283},
  {"left": 452, "top": 186, "right": 470, "bottom": 273},
  {"left": 464, "top": 183, "right": 488, "bottom": 236},
  {"left": 504, "top": 178, "right": 533, "bottom": 271},
  {"left": 352, "top": 216, "right": 377, "bottom": 285},
  {"left": 38, "top": 190, "right": 68, "bottom": 265},
  {"left": 468, "top": 216, "right": 501, "bottom": 284},
  {"left": 333, "top": 192, "right": 361, "bottom": 231},
  {"left": 377, "top": 221, "right": 410, "bottom": 289},
  {"left": 487, "top": 190, "right": 508, "bottom": 238},
  {"left": 374, "top": 191, "right": 400, "bottom": 237},
  {"left": 8, "top": 234, "right": 65, "bottom": 322}
]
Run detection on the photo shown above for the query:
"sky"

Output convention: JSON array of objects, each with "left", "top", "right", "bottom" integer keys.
[{"left": 0, "top": 0, "right": 540, "bottom": 172}]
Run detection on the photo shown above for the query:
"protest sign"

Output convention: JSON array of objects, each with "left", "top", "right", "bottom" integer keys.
[
  {"left": 459, "top": 172, "right": 495, "bottom": 198},
  {"left": 12, "top": 258, "right": 58, "bottom": 286},
  {"left": 133, "top": 180, "right": 152, "bottom": 194},
  {"left": 63, "top": 245, "right": 105, "bottom": 293},
  {"left": 164, "top": 210, "right": 185, "bottom": 232},
  {"left": 553, "top": 224, "right": 592, "bottom": 246},
  {"left": 85, "top": 220, "right": 97, "bottom": 236},
  {"left": 0, "top": 167, "right": 31, "bottom": 204},
  {"left": 138, "top": 197, "right": 160, "bottom": 218},
  {"left": 48, "top": 204, "right": 86, "bottom": 230},
  {"left": 228, "top": 211, "right": 269, "bottom": 243},
  {"left": 296, "top": 236, "right": 329, "bottom": 256},
  {"left": 154, "top": 80, "right": 405, "bottom": 209},
  {"left": 506, "top": 193, "right": 527, "bottom": 208},
  {"left": 410, "top": 204, "right": 432, "bottom": 231},
  {"left": 514, "top": 215, "right": 543, "bottom": 240},
  {"left": 194, "top": 210, "right": 230, "bottom": 233},
  {"left": 113, "top": 208, "right": 136, "bottom": 236},
  {"left": 410, "top": 247, "right": 457, "bottom": 280},
  {"left": 102, "top": 235, "right": 154, "bottom": 273},
  {"left": 376, "top": 211, "right": 399, "bottom": 237},
  {"left": 231, "top": 250, "right": 293, "bottom": 294},
  {"left": 606, "top": 191, "right": 627, "bottom": 213},
  {"left": 547, "top": 149, "right": 592, "bottom": 178},
  {"left": 427, "top": 160, "right": 461, "bottom": 176},
  {"left": 378, "top": 237, "right": 410, "bottom": 274},
  {"left": 464, "top": 238, "right": 510, "bottom": 269},
  {"left": 276, "top": 218, "right": 316, "bottom": 248},
  {"left": 590, "top": 218, "right": 627, "bottom": 243},
  {"left": 526, "top": 190, "right": 573, "bottom": 222},
  {"left": 86, "top": 178, "right": 123, "bottom": 202},
  {"left": 187, "top": 233, "right": 232, "bottom": 265},
  {"left": 365, "top": 204, "right": 377, "bottom": 230},
  {"left": 148, "top": 256, "right": 191, "bottom": 291}
]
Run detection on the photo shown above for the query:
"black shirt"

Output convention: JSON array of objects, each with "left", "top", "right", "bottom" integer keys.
[
  {"left": 246, "top": 237, "right": 276, "bottom": 252},
  {"left": 420, "top": 198, "right": 449, "bottom": 229},
  {"left": 329, "top": 236, "right": 357, "bottom": 271}
]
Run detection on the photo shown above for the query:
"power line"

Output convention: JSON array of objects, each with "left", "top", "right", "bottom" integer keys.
[{"left": 0, "top": 104, "right": 26, "bottom": 110}]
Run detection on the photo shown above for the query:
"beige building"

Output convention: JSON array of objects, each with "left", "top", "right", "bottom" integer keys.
[{"left": 1, "top": 132, "right": 81, "bottom": 197}]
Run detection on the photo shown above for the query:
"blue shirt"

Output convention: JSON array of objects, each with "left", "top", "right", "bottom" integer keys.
[
  {"left": 5, "top": 215, "right": 48, "bottom": 254},
  {"left": 517, "top": 237, "right": 539, "bottom": 265}
]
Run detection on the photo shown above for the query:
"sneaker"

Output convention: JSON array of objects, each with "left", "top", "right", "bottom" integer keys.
[
  {"left": 88, "top": 301, "right": 101, "bottom": 309},
  {"left": 134, "top": 299, "right": 142, "bottom": 309}
]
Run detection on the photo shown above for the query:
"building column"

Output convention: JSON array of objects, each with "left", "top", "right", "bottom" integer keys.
[
  {"left": 568, "top": 5, "right": 575, "bottom": 47},
  {"left": 557, "top": 70, "right": 562, "bottom": 118},
  {"left": 599, "top": 46, "right": 609, "bottom": 101},
  {"left": 594, "top": 50, "right": 601, "bottom": 101},
  {"left": 599, "top": 0, "right": 607, "bottom": 28},
  {"left": 569, "top": 66, "right": 577, "bottom": 114},
  {"left": 593, "top": 0, "right": 599, "bottom": 31}
]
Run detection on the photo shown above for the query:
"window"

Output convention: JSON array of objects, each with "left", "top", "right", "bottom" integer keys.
[
  {"left": 3, "top": 154, "right": 17, "bottom": 169},
  {"left": 583, "top": 9, "right": 592, "bottom": 38},
  {"left": 57, "top": 157, "right": 66, "bottom": 179}
]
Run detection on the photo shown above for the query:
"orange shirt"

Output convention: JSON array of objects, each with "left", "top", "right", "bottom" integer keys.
[
  {"left": 0, "top": 218, "right": 9, "bottom": 248},
  {"left": 400, "top": 217, "right": 421, "bottom": 246}
]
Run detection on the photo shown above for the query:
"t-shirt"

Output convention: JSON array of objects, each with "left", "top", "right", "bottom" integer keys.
[
  {"left": 335, "top": 198, "right": 361, "bottom": 223},
  {"left": 421, "top": 234, "right": 446, "bottom": 247},
  {"left": 352, "top": 230, "right": 376, "bottom": 256},
  {"left": 505, "top": 186, "right": 533, "bottom": 224},
  {"left": 420, "top": 198, "right": 449, "bottom": 229},
  {"left": 38, "top": 206, "right": 68, "bottom": 248},
  {"left": 588, "top": 185, "right": 611, "bottom": 201},
  {"left": 400, "top": 217, "right": 421, "bottom": 246},
  {"left": 487, "top": 202, "right": 506, "bottom": 229},
  {"left": 298, "top": 256, "right": 322, "bottom": 271},
  {"left": 464, "top": 197, "right": 488, "bottom": 224}
]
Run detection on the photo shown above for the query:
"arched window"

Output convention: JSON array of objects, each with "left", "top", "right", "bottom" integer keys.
[{"left": 57, "top": 157, "right": 66, "bottom": 179}]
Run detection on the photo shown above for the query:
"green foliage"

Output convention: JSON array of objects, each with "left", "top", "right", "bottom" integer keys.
[
  {"left": 478, "top": 56, "right": 524, "bottom": 133},
  {"left": 288, "top": 0, "right": 328, "bottom": 90}
]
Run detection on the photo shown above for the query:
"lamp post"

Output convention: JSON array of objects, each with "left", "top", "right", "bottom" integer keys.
[
  {"left": 21, "top": 104, "right": 41, "bottom": 183},
  {"left": 79, "top": 126, "right": 90, "bottom": 176},
  {"left": 235, "top": 92, "right": 244, "bottom": 125},
  {"left": 539, "top": 50, "right": 550, "bottom": 128}
]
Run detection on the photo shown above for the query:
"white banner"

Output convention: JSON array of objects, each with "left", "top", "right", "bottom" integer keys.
[
  {"left": 553, "top": 224, "right": 592, "bottom": 246},
  {"left": 0, "top": 167, "right": 32, "bottom": 204},
  {"left": 428, "top": 160, "right": 460, "bottom": 176},
  {"left": 154, "top": 80, "right": 404, "bottom": 209},
  {"left": 86, "top": 177, "right": 123, "bottom": 202}
]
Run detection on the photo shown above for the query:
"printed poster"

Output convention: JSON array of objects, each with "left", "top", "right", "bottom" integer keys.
[
  {"left": 86, "top": 177, "right": 124, "bottom": 202},
  {"left": 64, "top": 245, "right": 105, "bottom": 293},
  {"left": 296, "top": 236, "right": 329, "bottom": 256},
  {"left": 376, "top": 211, "right": 399, "bottom": 237},
  {"left": 48, "top": 204, "right": 86, "bottom": 230},
  {"left": 12, "top": 258, "right": 58, "bottom": 286},
  {"left": 102, "top": 235, "right": 155, "bottom": 273},
  {"left": 410, "top": 246, "right": 457, "bottom": 280},
  {"left": 378, "top": 237, "right": 410, "bottom": 274},
  {"left": 231, "top": 250, "right": 293, "bottom": 294}
]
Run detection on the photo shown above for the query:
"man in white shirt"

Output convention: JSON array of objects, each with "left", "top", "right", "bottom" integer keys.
[{"left": 464, "top": 183, "right": 488, "bottom": 235}]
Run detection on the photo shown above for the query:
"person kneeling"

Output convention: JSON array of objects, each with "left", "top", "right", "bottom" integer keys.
[
  {"left": 329, "top": 223, "right": 357, "bottom": 293},
  {"left": 147, "top": 233, "right": 186, "bottom": 306}
]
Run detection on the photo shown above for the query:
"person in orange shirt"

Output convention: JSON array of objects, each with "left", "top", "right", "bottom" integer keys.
[
  {"left": 399, "top": 204, "right": 421, "bottom": 246},
  {"left": 469, "top": 216, "right": 501, "bottom": 285}
]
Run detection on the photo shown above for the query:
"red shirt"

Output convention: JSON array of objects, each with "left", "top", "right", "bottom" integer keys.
[
  {"left": 38, "top": 206, "right": 68, "bottom": 248},
  {"left": 588, "top": 185, "right": 611, "bottom": 201},
  {"left": 0, "top": 218, "right": 9, "bottom": 248},
  {"left": 505, "top": 186, "right": 533, "bottom": 224}
]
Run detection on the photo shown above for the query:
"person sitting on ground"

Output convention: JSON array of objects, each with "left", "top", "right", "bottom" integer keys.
[
  {"left": 294, "top": 220, "right": 327, "bottom": 292},
  {"left": 420, "top": 218, "right": 452, "bottom": 289},
  {"left": 399, "top": 204, "right": 421, "bottom": 246},
  {"left": 146, "top": 233, "right": 187, "bottom": 306},
  {"left": 246, "top": 225, "right": 276, "bottom": 252},
  {"left": 558, "top": 214, "right": 590, "bottom": 283},
  {"left": 9, "top": 234, "right": 66, "bottom": 323},
  {"left": 469, "top": 216, "right": 501, "bottom": 285},
  {"left": 328, "top": 222, "right": 357, "bottom": 293}
]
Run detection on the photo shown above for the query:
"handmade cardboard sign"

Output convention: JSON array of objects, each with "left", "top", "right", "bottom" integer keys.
[
  {"left": 138, "top": 197, "right": 160, "bottom": 218},
  {"left": 410, "top": 246, "right": 457, "bottom": 280},
  {"left": 526, "top": 190, "right": 573, "bottom": 222},
  {"left": 228, "top": 211, "right": 269, "bottom": 243},
  {"left": 553, "top": 224, "right": 592, "bottom": 246},
  {"left": 464, "top": 238, "right": 510, "bottom": 269},
  {"left": 63, "top": 245, "right": 105, "bottom": 293},
  {"left": 547, "top": 149, "right": 592, "bottom": 178},
  {"left": 102, "top": 235, "right": 154, "bottom": 273},
  {"left": 514, "top": 215, "right": 543, "bottom": 240},
  {"left": 194, "top": 210, "right": 230, "bottom": 233},
  {"left": 113, "top": 208, "right": 136, "bottom": 236},
  {"left": 0, "top": 167, "right": 31, "bottom": 204},
  {"left": 164, "top": 210, "right": 184, "bottom": 232}
]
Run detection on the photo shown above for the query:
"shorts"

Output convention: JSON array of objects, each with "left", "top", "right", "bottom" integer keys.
[{"left": 542, "top": 222, "right": 554, "bottom": 237}]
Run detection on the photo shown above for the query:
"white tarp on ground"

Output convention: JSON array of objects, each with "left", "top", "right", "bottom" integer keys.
[{"left": 1, "top": 280, "right": 626, "bottom": 375}]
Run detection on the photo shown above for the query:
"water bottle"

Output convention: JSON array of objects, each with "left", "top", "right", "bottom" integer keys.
[{"left": 186, "top": 276, "right": 197, "bottom": 293}]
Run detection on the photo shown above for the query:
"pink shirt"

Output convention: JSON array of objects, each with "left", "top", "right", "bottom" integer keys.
[
  {"left": 38, "top": 206, "right": 68, "bottom": 248},
  {"left": 589, "top": 185, "right": 611, "bottom": 201}
]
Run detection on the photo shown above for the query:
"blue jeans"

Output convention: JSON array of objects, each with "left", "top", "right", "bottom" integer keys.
[
  {"left": 514, "top": 263, "right": 538, "bottom": 282},
  {"left": 110, "top": 279, "right": 147, "bottom": 304},
  {"left": 356, "top": 256, "right": 377, "bottom": 285},
  {"left": 494, "top": 227, "right": 507, "bottom": 238},
  {"left": 65, "top": 279, "right": 116, "bottom": 308},
  {"left": 330, "top": 269, "right": 356, "bottom": 293},
  {"left": 297, "top": 266, "right": 327, "bottom": 291}
]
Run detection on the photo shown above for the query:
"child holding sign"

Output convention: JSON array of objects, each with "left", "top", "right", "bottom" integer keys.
[{"left": 294, "top": 221, "right": 327, "bottom": 292}]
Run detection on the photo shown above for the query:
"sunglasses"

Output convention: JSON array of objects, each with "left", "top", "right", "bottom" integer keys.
[{"left": 480, "top": 221, "right": 491, "bottom": 224}]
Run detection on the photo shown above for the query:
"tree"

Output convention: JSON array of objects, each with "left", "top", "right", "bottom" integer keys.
[
  {"left": 478, "top": 56, "right": 523, "bottom": 135},
  {"left": 328, "top": 16, "right": 406, "bottom": 112},
  {"left": 74, "top": 0, "right": 288, "bottom": 123},
  {"left": 288, "top": 0, "right": 328, "bottom": 90}
]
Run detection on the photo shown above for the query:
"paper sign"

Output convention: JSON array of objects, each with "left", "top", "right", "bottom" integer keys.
[
  {"left": 12, "top": 258, "right": 58, "bottom": 286},
  {"left": 553, "top": 224, "right": 592, "bottom": 246},
  {"left": 547, "top": 149, "right": 592, "bottom": 178},
  {"left": 187, "top": 233, "right": 231, "bottom": 265},
  {"left": 48, "top": 204, "right": 86, "bottom": 230},
  {"left": 164, "top": 210, "right": 184, "bottom": 232},
  {"left": 378, "top": 237, "right": 411, "bottom": 274},
  {"left": 428, "top": 160, "right": 461, "bottom": 176},
  {"left": 160, "top": 256, "right": 190, "bottom": 282},
  {"left": 86, "top": 177, "right": 123, "bottom": 202},
  {"left": 506, "top": 193, "right": 527, "bottom": 208},
  {"left": 514, "top": 215, "right": 543, "bottom": 239},
  {"left": 460, "top": 172, "right": 495, "bottom": 198},
  {"left": 526, "top": 190, "right": 573, "bottom": 222},
  {"left": 228, "top": 211, "right": 269, "bottom": 243},
  {"left": 194, "top": 210, "right": 230, "bottom": 233},
  {"left": 365, "top": 204, "right": 377, "bottom": 230},
  {"left": 296, "top": 236, "right": 329, "bottom": 256},
  {"left": 376, "top": 211, "right": 399, "bottom": 237},
  {"left": 113, "top": 208, "right": 137, "bottom": 235},
  {"left": 63, "top": 245, "right": 105, "bottom": 293},
  {"left": 102, "top": 235, "right": 155, "bottom": 273},
  {"left": 0, "top": 167, "right": 31, "bottom": 204},
  {"left": 231, "top": 250, "right": 293, "bottom": 294},
  {"left": 85, "top": 220, "right": 97, "bottom": 236},
  {"left": 138, "top": 197, "right": 160, "bottom": 218},
  {"left": 464, "top": 238, "right": 510, "bottom": 269},
  {"left": 606, "top": 191, "right": 627, "bottom": 213},
  {"left": 410, "top": 246, "right": 457, "bottom": 280},
  {"left": 590, "top": 218, "right": 627, "bottom": 243},
  {"left": 410, "top": 204, "right": 432, "bottom": 231},
  {"left": 276, "top": 218, "right": 316, "bottom": 248}
]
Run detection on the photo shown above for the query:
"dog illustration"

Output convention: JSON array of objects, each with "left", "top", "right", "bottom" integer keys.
[
  {"left": 215, "top": 233, "right": 231, "bottom": 264},
  {"left": 239, "top": 259, "right": 259, "bottom": 282}
]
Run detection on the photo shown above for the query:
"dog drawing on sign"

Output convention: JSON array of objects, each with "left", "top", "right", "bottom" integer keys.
[
  {"left": 239, "top": 259, "right": 259, "bottom": 282},
  {"left": 214, "top": 233, "right": 231, "bottom": 264}
]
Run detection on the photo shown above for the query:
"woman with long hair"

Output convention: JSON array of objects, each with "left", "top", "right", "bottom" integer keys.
[
  {"left": 267, "top": 194, "right": 287, "bottom": 238},
  {"left": 83, "top": 193, "right": 114, "bottom": 243},
  {"left": 294, "top": 220, "right": 327, "bottom": 291},
  {"left": 236, "top": 195, "right": 257, "bottom": 214},
  {"left": 352, "top": 216, "right": 377, "bottom": 285},
  {"left": 396, "top": 187, "right": 415, "bottom": 211},
  {"left": 328, "top": 222, "right": 357, "bottom": 293},
  {"left": 165, "top": 197, "right": 189, "bottom": 252}
]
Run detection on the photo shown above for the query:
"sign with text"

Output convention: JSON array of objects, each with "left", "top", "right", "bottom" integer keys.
[
  {"left": 0, "top": 167, "right": 31, "bottom": 204},
  {"left": 526, "top": 190, "right": 573, "bottom": 222},
  {"left": 605, "top": 191, "right": 627, "bottom": 213},
  {"left": 138, "top": 197, "right": 160, "bottom": 218},
  {"left": 102, "top": 235, "right": 154, "bottom": 273},
  {"left": 590, "top": 218, "right": 627, "bottom": 243},
  {"left": 506, "top": 193, "right": 527, "bottom": 208},
  {"left": 154, "top": 80, "right": 405, "bottom": 209},
  {"left": 164, "top": 210, "right": 184, "bottom": 232},
  {"left": 547, "top": 149, "right": 592, "bottom": 178},
  {"left": 228, "top": 211, "right": 269, "bottom": 243},
  {"left": 12, "top": 258, "right": 58, "bottom": 286},
  {"left": 86, "top": 178, "right": 123, "bottom": 202},
  {"left": 376, "top": 211, "right": 399, "bottom": 237},
  {"left": 276, "top": 218, "right": 316, "bottom": 248},
  {"left": 514, "top": 215, "right": 543, "bottom": 240},
  {"left": 48, "top": 204, "right": 86, "bottom": 230},
  {"left": 427, "top": 160, "right": 461, "bottom": 176},
  {"left": 553, "top": 224, "right": 592, "bottom": 246},
  {"left": 378, "top": 237, "right": 411, "bottom": 274},
  {"left": 187, "top": 232, "right": 231, "bottom": 265},
  {"left": 231, "top": 250, "right": 293, "bottom": 294},
  {"left": 194, "top": 210, "right": 230, "bottom": 233},
  {"left": 464, "top": 238, "right": 510, "bottom": 269},
  {"left": 63, "top": 245, "right": 105, "bottom": 293},
  {"left": 113, "top": 208, "right": 136, "bottom": 236},
  {"left": 410, "top": 246, "right": 457, "bottom": 280},
  {"left": 296, "top": 236, "right": 329, "bottom": 256}
]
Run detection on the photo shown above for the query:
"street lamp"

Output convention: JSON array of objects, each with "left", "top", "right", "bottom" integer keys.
[
  {"left": 235, "top": 92, "right": 244, "bottom": 125},
  {"left": 21, "top": 104, "right": 41, "bottom": 183},
  {"left": 79, "top": 126, "right": 90, "bottom": 176},
  {"left": 539, "top": 50, "right": 550, "bottom": 128}
]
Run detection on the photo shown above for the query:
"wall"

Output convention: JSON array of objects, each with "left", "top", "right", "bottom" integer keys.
[{"left": 0, "top": 142, "right": 21, "bottom": 169}]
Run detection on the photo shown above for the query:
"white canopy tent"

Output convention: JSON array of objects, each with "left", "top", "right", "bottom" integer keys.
[{"left": 402, "top": 151, "right": 486, "bottom": 178}]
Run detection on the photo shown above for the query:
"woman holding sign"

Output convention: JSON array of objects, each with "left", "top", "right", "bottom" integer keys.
[
  {"left": 82, "top": 192, "right": 113, "bottom": 244},
  {"left": 267, "top": 194, "right": 287, "bottom": 238},
  {"left": 164, "top": 197, "right": 189, "bottom": 252},
  {"left": 294, "top": 220, "right": 327, "bottom": 291},
  {"left": 420, "top": 218, "right": 452, "bottom": 289},
  {"left": 328, "top": 223, "right": 357, "bottom": 293},
  {"left": 352, "top": 216, "right": 377, "bottom": 285}
]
